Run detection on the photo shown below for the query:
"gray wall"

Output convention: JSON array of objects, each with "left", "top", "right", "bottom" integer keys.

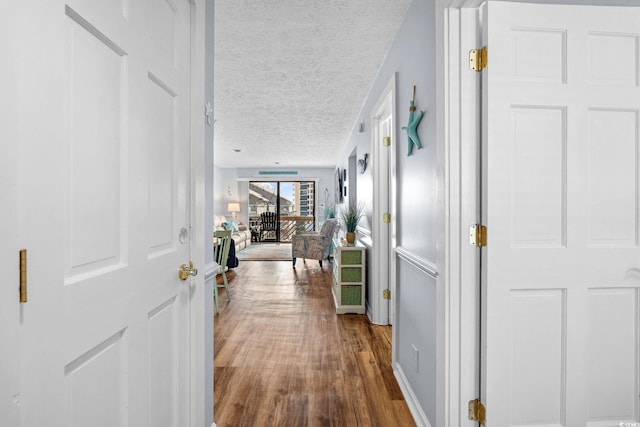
[
  {"left": 339, "top": 0, "right": 438, "bottom": 423},
  {"left": 213, "top": 166, "right": 243, "bottom": 218}
]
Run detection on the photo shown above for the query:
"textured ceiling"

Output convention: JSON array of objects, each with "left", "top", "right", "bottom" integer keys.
[{"left": 213, "top": 0, "right": 411, "bottom": 168}]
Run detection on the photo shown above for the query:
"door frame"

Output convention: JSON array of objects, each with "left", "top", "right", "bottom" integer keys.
[
  {"left": 188, "top": 1, "right": 212, "bottom": 426},
  {"left": 436, "top": 1, "right": 483, "bottom": 426},
  {"left": 370, "top": 73, "right": 397, "bottom": 326},
  {"left": 0, "top": 3, "right": 21, "bottom": 424}
]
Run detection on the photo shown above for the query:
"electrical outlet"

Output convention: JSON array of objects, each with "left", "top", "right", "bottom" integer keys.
[{"left": 411, "top": 344, "right": 419, "bottom": 373}]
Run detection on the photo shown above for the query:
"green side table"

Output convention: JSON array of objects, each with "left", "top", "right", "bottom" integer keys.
[{"left": 331, "top": 238, "right": 366, "bottom": 314}]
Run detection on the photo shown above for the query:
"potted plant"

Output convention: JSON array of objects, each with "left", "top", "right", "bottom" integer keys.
[
  {"left": 340, "top": 204, "right": 363, "bottom": 244},
  {"left": 324, "top": 204, "right": 336, "bottom": 220}
]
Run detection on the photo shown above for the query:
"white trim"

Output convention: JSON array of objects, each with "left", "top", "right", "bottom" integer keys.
[
  {"left": 395, "top": 247, "right": 438, "bottom": 279},
  {"left": 203, "top": 261, "right": 219, "bottom": 282},
  {"left": 370, "top": 73, "right": 397, "bottom": 326},
  {"left": 188, "top": 1, "right": 211, "bottom": 426},
  {"left": 356, "top": 230, "right": 375, "bottom": 320},
  {"left": 437, "top": 2, "right": 482, "bottom": 427},
  {"left": 436, "top": 5, "right": 453, "bottom": 425},
  {"left": 356, "top": 225, "right": 371, "bottom": 240},
  {"left": 388, "top": 76, "right": 398, "bottom": 328},
  {"left": 394, "top": 363, "right": 433, "bottom": 427}
]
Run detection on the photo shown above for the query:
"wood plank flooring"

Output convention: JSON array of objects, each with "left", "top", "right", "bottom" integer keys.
[{"left": 214, "top": 260, "right": 416, "bottom": 427}]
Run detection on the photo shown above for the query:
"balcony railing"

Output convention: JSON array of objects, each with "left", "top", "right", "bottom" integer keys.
[{"left": 249, "top": 215, "right": 315, "bottom": 242}]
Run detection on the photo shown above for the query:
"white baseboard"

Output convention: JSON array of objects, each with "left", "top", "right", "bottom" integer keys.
[{"left": 394, "top": 363, "right": 432, "bottom": 427}]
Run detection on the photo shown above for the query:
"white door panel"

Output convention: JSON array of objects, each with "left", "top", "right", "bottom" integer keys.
[
  {"left": 483, "top": 3, "right": 640, "bottom": 426},
  {"left": 11, "top": 1, "right": 194, "bottom": 425}
]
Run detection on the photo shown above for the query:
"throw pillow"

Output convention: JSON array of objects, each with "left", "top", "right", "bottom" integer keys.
[{"left": 222, "top": 221, "right": 239, "bottom": 232}]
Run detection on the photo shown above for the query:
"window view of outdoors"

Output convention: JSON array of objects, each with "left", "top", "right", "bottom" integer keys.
[{"left": 249, "top": 181, "right": 315, "bottom": 242}]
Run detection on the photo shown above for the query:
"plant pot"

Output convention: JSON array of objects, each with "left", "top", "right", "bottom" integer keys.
[{"left": 346, "top": 232, "right": 356, "bottom": 244}]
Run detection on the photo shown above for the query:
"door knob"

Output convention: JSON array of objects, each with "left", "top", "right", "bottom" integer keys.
[{"left": 178, "top": 261, "right": 198, "bottom": 281}]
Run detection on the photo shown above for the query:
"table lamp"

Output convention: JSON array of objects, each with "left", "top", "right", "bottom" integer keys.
[{"left": 227, "top": 202, "right": 240, "bottom": 221}]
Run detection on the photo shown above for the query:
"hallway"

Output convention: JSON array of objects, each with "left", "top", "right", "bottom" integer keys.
[{"left": 213, "top": 261, "right": 416, "bottom": 426}]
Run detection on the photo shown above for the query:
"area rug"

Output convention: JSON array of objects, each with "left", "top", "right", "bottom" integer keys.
[{"left": 236, "top": 243, "right": 293, "bottom": 261}]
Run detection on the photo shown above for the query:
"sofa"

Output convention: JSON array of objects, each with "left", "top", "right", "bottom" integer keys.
[{"left": 214, "top": 215, "right": 252, "bottom": 253}]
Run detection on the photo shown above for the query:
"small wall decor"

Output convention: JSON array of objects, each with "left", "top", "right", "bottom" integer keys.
[
  {"left": 335, "top": 168, "right": 343, "bottom": 204},
  {"left": 205, "top": 101, "right": 213, "bottom": 126},
  {"left": 402, "top": 85, "right": 424, "bottom": 156},
  {"left": 357, "top": 153, "right": 368, "bottom": 174}
]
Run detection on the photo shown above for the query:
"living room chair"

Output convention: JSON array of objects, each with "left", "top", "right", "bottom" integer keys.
[
  {"left": 214, "top": 230, "right": 232, "bottom": 313},
  {"left": 292, "top": 219, "right": 338, "bottom": 267},
  {"left": 259, "top": 211, "right": 278, "bottom": 241}
]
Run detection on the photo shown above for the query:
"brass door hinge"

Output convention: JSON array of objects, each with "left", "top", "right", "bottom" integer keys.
[
  {"left": 383, "top": 136, "right": 391, "bottom": 147},
  {"left": 469, "top": 224, "right": 487, "bottom": 247},
  {"left": 468, "top": 399, "right": 486, "bottom": 424},
  {"left": 19, "top": 249, "right": 27, "bottom": 303},
  {"left": 383, "top": 213, "right": 391, "bottom": 223},
  {"left": 383, "top": 289, "right": 391, "bottom": 300},
  {"left": 469, "top": 47, "right": 487, "bottom": 71}
]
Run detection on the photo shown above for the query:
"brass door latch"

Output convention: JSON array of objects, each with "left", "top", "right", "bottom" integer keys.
[{"left": 178, "top": 261, "right": 198, "bottom": 281}]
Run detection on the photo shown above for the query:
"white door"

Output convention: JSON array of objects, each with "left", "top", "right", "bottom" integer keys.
[
  {"left": 482, "top": 2, "right": 640, "bottom": 426},
  {"left": 8, "top": 1, "right": 195, "bottom": 425},
  {"left": 371, "top": 75, "right": 396, "bottom": 325}
]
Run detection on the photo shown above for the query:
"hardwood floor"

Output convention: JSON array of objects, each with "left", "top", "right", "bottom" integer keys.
[{"left": 214, "top": 260, "right": 416, "bottom": 427}]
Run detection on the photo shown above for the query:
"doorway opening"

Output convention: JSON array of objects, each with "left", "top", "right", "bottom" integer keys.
[{"left": 249, "top": 181, "right": 316, "bottom": 242}]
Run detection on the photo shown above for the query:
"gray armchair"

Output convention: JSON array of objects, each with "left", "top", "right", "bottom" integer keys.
[{"left": 291, "top": 219, "right": 337, "bottom": 267}]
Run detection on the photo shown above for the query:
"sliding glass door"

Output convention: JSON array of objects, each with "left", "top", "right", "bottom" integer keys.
[{"left": 249, "top": 181, "right": 315, "bottom": 242}]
